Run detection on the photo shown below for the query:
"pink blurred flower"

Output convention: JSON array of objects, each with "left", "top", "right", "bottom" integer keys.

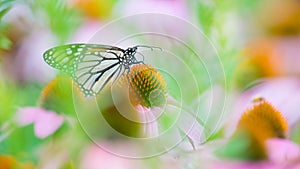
[
  {"left": 111, "top": 0, "right": 190, "bottom": 42},
  {"left": 113, "top": 0, "right": 189, "bottom": 19},
  {"left": 266, "top": 138, "right": 300, "bottom": 165},
  {"left": 226, "top": 77, "right": 300, "bottom": 137},
  {"left": 209, "top": 139, "right": 300, "bottom": 168},
  {"left": 136, "top": 96, "right": 206, "bottom": 150},
  {"left": 277, "top": 36, "right": 300, "bottom": 76},
  {"left": 214, "top": 77, "right": 300, "bottom": 168},
  {"left": 80, "top": 143, "right": 137, "bottom": 169},
  {"left": 70, "top": 20, "right": 103, "bottom": 43},
  {"left": 3, "top": 4, "right": 56, "bottom": 83},
  {"left": 210, "top": 161, "right": 281, "bottom": 169},
  {"left": 16, "top": 107, "right": 64, "bottom": 138}
]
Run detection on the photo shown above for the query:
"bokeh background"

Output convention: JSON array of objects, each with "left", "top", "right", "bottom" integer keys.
[{"left": 1, "top": 0, "right": 300, "bottom": 168}]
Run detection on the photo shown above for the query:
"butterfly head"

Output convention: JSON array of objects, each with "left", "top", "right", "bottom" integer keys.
[
  {"left": 121, "top": 47, "right": 140, "bottom": 67},
  {"left": 124, "top": 46, "right": 138, "bottom": 56}
]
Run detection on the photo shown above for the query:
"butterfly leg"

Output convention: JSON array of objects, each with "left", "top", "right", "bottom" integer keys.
[
  {"left": 123, "top": 67, "right": 132, "bottom": 86},
  {"left": 126, "top": 67, "right": 131, "bottom": 76},
  {"left": 136, "top": 52, "right": 145, "bottom": 63},
  {"left": 137, "top": 61, "right": 145, "bottom": 65}
]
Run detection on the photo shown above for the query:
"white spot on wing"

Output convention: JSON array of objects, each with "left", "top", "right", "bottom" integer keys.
[{"left": 61, "top": 57, "right": 69, "bottom": 64}]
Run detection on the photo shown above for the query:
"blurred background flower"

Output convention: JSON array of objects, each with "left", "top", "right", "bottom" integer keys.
[{"left": 16, "top": 107, "right": 64, "bottom": 139}]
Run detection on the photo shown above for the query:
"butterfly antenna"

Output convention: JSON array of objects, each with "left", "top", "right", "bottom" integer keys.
[{"left": 135, "top": 45, "right": 162, "bottom": 51}]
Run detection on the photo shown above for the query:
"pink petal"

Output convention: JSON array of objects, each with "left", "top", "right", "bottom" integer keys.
[
  {"left": 210, "top": 161, "right": 281, "bottom": 169},
  {"left": 266, "top": 138, "right": 300, "bottom": 164},
  {"left": 34, "top": 109, "right": 64, "bottom": 139},
  {"left": 80, "top": 144, "right": 135, "bottom": 169},
  {"left": 16, "top": 107, "right": 39, "bottom": 126},
  {"left": 165, "top": 97, "right": 206, "bottom": 150},
  {"left": 115, "top": 0, "right": 189, "bottom": 19},
  {"left": 136, "top": 105, "right": 159, "bottom": 137},
  {"left": 176, "top": 107, "right": 205, "bottom": 149}
]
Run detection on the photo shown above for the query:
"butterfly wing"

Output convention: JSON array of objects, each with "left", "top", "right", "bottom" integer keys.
[{"left": 43, "top": 44, "right": 125, "bottom": 96}]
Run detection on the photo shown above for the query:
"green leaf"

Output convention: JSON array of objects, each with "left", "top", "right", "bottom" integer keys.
[
  {"left": 31, "top": 0, "right": 82, "bottom": 44},
  {"left": 0, "top": 34, "right": 12, "bottom": 49},
  {"left": 0, "top": 6, "right": 10, "bottom": 20},
  {"left": 196, "top": 2, "right": 215, "bottom": 35}
]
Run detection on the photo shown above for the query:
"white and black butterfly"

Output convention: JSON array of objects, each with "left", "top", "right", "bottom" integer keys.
[{"left": 43, "top": 44, "right": 160, "bottom": 96}]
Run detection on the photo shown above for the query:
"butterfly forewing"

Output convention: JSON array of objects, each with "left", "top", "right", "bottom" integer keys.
[
  {"left": 43, "top": 44, "right": 125, "bottom": 96},
  {"left": 43, "top": 44, "right": 123, "bottom": 74},
  {"left": 74, "top": 56, "right": 123, "bottom": 96}
]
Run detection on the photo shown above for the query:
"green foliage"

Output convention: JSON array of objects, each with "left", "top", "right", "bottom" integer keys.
[
  {"left": 216, "top": 133, "right": 251, "bottom": 160},
  {"left": 0, "top": 125, "right": 41, "bottom": 161},
  {"left": 237, "top": 0, "right": 260, "bottom": 13},
  {"left": 290, "top": 122, "right": 300, "bottom": 145},
  {"left": 0, "top": 33, "right": 11, "bottom": 50},
  {"left": 0, "top": 1, "right": 13, "bottom": 19},
  {"left": 206, "top": 127, "right": 224, "bottom": 141},
  {"left": 0, "top": 82, "right": 43, "bottom": 161},
  {"left": 97, "top": 86, "right": 142, "bottom": 138},
  {"left": 217, "top": 131, "right": 267, "bottom": 160},
  {"left": 0, "top": 0, "right": 15, "bottom": 50},
  {"left": 192, "top": 0, "right": 248, "bottom": 89},
  {"left": 0, "top": 81, "right": 42, "bottom": 123},
  {"left": 196, "top": 2, "right": 215, "bottom": 35},
  {"left": 30, "top": 0, "right": 82, "bottom": 44}
]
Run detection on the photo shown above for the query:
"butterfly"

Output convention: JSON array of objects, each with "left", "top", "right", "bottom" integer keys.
[{"left": 43, "top": 44, "right": 161, "bottom": 96}]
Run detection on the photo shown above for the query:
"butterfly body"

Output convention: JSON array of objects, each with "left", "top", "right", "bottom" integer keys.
[
  {"left": 119, "top": 46, "right": 140, "bottom": 69},
  {"left": 43, "top": 44, "right": 157, "bottom": 96}
]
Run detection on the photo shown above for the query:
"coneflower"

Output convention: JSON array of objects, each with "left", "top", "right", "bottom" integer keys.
[
  {"left": 108, "top": 64, "right": 205, "bottom": 148},
  {"left": 120, "top": 64, "right": 167, "bottom": 108},
  {"left": 221, "top": 97, "right": 288, "bottom": 160}
]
